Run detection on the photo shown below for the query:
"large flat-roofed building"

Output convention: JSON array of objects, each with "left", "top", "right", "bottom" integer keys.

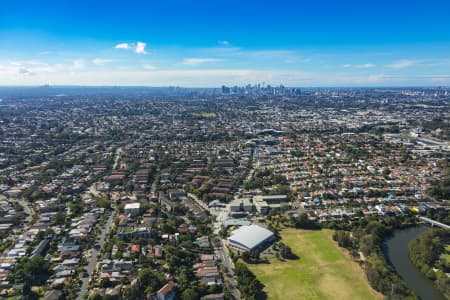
[
  {"left": 254, "top": 195, "right": 287, "bottom": 204},
  {"left": 253, "top": 199, "right": 270, "bottom": 214},
  {"left": 227, "top": 224, "right": 274, "bottom": 252},
  {"left": 229, "top": 198, "right": 252, "bottom": 213},
  {"left": 124, "top": 202, "right": 141, "bottom": 216},
  {"left": 253, "top": 195, "right": 289, "bottom": 214},
  {"left": 223, "top": 218, "right": 252, "bottom": 228}
]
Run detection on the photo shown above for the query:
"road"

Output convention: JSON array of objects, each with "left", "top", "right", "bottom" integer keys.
[
  {"left": 213, "top": 148, "right": 257, "bottom": 299},
  {"left": 12, "top": 198, "right": 33, "bottom": 225},
  {"left": 215, "top": 238, "right": 241, "bottom": 300},
  {"left": 212, "top": 208, "right": 228, "bottom": 234},
  {"left": 186, "top": 193, "right": 241, "bottom": 299},
  {"left": 151, "top": 170, "right": 159, "bottom": 195},
  {"left": 112, "top": 147, "right": 123, "bottom": 170},
  {"left": 77, "top": 210, "right": 115, "bottom": 300},
  {"left": 77, "top": 146, "right": 121, "bottom": 298},
  {"left": 1, "top": 198, "right": 35, "bottom": 256},
  {"left": 244, "top": 147, "right": 257, "bottom": 184},
  {"left": 187, "top": 192, "right": 209, "bottom": 210},
  {"left": 88, "top": 183, "right": 101, "bottom": 198}
]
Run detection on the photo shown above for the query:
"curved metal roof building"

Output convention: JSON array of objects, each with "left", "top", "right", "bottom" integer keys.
[{"left": 227, "top": 224, "right": 274, "bottom": 251}]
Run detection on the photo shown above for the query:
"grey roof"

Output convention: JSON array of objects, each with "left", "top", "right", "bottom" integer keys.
[
  {"left": 228, "top": 224, "right": 274, "bottom": 250},
  {"left": 30, "top": 238, "right": 50, "bottom": 259},
  {"left": 44, "top": 290, "right": 64, "bottom": 300},
  {"left": 223, "top": 218, "right": 251, "bottom": 228}
]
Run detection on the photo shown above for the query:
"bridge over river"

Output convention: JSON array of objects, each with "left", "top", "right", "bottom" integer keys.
[{"left": 418, "top": 216, "right": 450, "bottom": 230}]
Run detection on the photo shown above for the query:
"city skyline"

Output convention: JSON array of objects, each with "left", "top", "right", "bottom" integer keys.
[{"left": 1, "top": 0, "right": 450, "bottom": 87}]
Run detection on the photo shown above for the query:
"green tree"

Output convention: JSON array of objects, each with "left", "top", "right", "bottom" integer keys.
[
  {"left": 181, "top": 288, "right": 199, "bottom": 300},
  {"left": 138, "top": 268, "right": 164, "bottom": 291}
]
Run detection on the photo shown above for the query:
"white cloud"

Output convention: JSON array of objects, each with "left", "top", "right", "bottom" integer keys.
[
  {"left": 10, "top": 60, "right": 47, "bottom": 66},
  {"left": 0, "top": 68, "right": 407, "bottom": 87},
  {"left": 199, "top": 46, "right": 242, "bottom": 57},
  {"left": 18, "top": 68, "right": 34, "bottom": 76},
  {"left": 2, "top": 60, "right": 65, "bottom": 76},
  {"left": 343, "top": 63, "right": 375, "bottom": 68},
  {"left": 0, "top": 68, "right": 310, "bottom": 86},
  {"left": 388, "top": 59, "right": 415, "bottom": 69},
  {"left": 356, "top": 63, "right": 375, "bottom": 69},
  {"left": 284, "top": 57, "right": 311, "bottom": 64},
  {"left": 135, "top": 42, "right": 147, "bottom": 54},
  {"left": 247, "top": 50, "right": 296, "bottom": 57},
  {"left": 198, "top": 48, "right": 303, "bottom": 62},
  {"left": 143, "top": 64, "right": 156, "bottom": 70},
  {"left": 115, "top": 42, "right": 147, "bottom": 54},
  {"left": 1, "top": 59, "right": 448, "bottom": 86},
  {"left": 115, "top": 43, "right": 131, "bottom": 49},
  {"left": 72, "top": 59, "right": 85, "bottom": 70},
  {"left": 92, "top": 58, "right": 112, "bottom": 65},
  {"left": 182, "top": 58, "right": 221, "bottom": 65},
  {"left": 367, "top": 74, "right": 384, "bottom": 82},
  {"left": 431, "top": 76, "right": 450, "bottom": 83},
  {"left": 218, "top": 40, "right": 230, "bottom": 46}
]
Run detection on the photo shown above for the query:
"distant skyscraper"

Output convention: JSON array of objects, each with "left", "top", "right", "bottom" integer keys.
[{"left": 221, "top": 85, "right": 231, "bottom": 94}]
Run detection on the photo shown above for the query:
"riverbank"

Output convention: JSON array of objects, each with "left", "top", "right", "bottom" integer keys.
[
  {"left": 407, "top": 228, "right": 450, "bottom": 299},
  {"left": 383, "top": 226, "right": 446, "bottom": 300}
]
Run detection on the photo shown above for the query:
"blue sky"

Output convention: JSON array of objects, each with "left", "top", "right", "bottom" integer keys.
[{"left": 1, "top": 0, "right": 449, "bottom": 86}]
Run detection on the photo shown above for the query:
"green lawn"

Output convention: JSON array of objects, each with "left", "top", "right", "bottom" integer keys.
[{"left": 247, "top": 228, "right": 382, "bottom": 300}]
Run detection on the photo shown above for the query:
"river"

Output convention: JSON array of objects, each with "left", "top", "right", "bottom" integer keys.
[{"left": 383, "top": 226, "right": 446, "bottom": 300}]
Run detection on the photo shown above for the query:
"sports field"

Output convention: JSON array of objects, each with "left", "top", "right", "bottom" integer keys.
[{"left": 247, "top": 228, "right": 382, "bottom": 300}]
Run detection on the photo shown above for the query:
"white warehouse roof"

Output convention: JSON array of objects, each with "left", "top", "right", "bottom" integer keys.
[
  {"left": 124, "top": 202, "right": 140, "bottom": 209},
  {"left": 228, "top": 224, "right": 274, "bottom": 251}
]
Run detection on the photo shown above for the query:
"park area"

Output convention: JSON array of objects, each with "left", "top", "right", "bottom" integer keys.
[{"left": 247, "top": 228, "right": 382, "bottom": 300}]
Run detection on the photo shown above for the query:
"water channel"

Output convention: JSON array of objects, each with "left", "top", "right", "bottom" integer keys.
[{"left": 383, "top": 226, "right": 446, "bottom": 300}]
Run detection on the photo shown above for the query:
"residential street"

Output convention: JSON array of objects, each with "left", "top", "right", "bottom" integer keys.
[
  {"left": 77, "top": 210, "right": 115, "bottom": 300},
  {"left": 186, "top": 193, "right": 241, "bottom": 299},
  {"left": 1, "top": 197, "right": 34, "bottom": 256},
  {"left": 187, "top": 192, "right": 209, "bottom": 210},
  {"left": 112, "top": 147, "right": 123, "bottom": 170},
  {"left": 216, "top": 238, "right": 241, "bottom": 300}
]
